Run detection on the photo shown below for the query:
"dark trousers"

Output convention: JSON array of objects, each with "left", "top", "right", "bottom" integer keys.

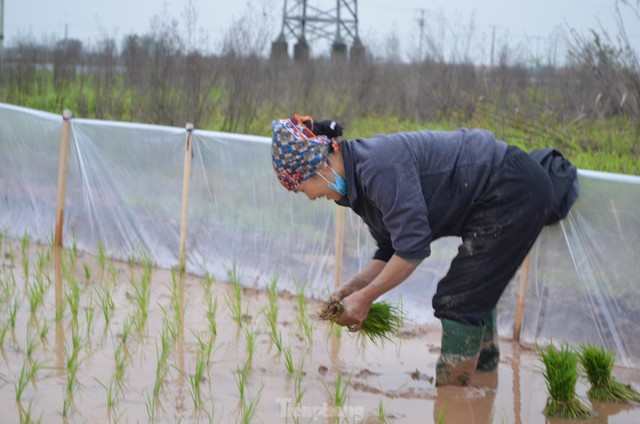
[{"left": 432, "top": 146, "right": 553, "bottom": 325}]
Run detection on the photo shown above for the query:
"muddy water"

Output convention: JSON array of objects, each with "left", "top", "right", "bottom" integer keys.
[{"left": 1, "top": 239, "right": 640, "bottom": 423}]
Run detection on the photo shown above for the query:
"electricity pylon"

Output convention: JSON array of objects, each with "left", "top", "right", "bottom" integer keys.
[{"left": 271, "top": 0, "right": 365, "bottom": 61}]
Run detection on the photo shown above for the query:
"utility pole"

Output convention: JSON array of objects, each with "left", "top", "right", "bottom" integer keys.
[
  {"left": 490, "top": 25, "right": 496, "bottom": 67},
  {"left": 416, "top": 9, "right": 426, "bottom": 62},
  {"left": 0, "top": 0, "right": 4, "bottom": 81}
]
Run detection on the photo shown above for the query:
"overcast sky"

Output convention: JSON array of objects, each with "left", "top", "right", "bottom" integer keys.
[{"left": 2, "top": 0, "right": 639, "bottom": 64}]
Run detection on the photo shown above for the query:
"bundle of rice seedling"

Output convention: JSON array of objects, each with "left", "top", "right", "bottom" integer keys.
[
  {"left": 579, "top": 343, "right": 640, "bottom": 403},
  {"left": 318, "top": 300, "right": 404, "bottom": 344},
  {"left": 538, "top": 343, "right": 592, "bottom": 419}
]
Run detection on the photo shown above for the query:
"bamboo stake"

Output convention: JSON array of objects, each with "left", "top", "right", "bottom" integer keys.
[
  {"left": 333, "top": 205, "right": 346, "bottom": 289},
  {"left": 54, "top": 109, "right": 72, "bottom": 247},
  {"left": 513, "top": 251, "right": 532, "bottom": 341},
  {"left": 178, "top": 123, "right": 194, "bottom": 274}
]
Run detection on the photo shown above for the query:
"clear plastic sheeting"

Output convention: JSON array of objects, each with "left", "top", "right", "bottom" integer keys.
[
  {"left": 0, "top": 104, "right": 62, "bottom": 240},
  {"left": 65, "top": 119, "right": 185, "bottom": 265},
  {"left": 513, "top": 170, "right": 640, "bottom": 367},
  {"left": 1, "top": 102, "right": 639, "bottom": 367}
]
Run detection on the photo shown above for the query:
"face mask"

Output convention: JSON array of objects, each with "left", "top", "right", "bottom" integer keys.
[{"left": 317, "top": 164, "right": 347, "bottom": 197}]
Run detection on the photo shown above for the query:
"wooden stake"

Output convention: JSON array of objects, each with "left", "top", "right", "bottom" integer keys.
[
  {"left": 513, "top": 251, "right": 532, "bottom": 341},
  {"left": 178, "top": 123, "right": 194, "bottom": 274},
  {"left": 334, "top": 205, "right": 346, "bottom": 289},
  {"left": 54, "top": 109, "right": 72, "bottom": 247}
]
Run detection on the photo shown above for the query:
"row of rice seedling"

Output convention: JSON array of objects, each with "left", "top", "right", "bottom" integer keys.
[
  {"left": 1, "top": 233, "right": 380, "bottom": 422},
  {"left": 539, "top": 342, "right": 640, "bottom": 419}
]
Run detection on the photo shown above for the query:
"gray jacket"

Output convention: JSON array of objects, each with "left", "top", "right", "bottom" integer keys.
[{"left": 337, "top": 128, "right": 508, "bottom": 261}]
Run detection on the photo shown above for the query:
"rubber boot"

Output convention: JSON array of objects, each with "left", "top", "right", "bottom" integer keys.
[
  {"left": 435, "top": 319, "right": 484, "bottom": 386},
  {"left": 476, "top": 308, "right": 500, "bottom": 372}
]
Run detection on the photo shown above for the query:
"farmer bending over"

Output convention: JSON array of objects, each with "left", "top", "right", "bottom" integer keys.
[{"left": 270, "top": 115, "right": 575, "bottom": 386}]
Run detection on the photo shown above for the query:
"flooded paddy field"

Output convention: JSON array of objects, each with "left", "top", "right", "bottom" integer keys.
[{"left": 1, "top": 236, "right": 639, "bottom": 423}]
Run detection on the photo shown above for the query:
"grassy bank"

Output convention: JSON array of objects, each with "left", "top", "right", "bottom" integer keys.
[{"left": 2, "top": 54, "right": 638, "bottom": 175}]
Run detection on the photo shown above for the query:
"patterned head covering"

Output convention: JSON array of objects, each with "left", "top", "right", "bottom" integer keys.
[{"left": 271, "top": 115, "right": 332, "bottom": 191}]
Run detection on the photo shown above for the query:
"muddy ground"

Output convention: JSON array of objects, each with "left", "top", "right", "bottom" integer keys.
[{"left": 1, "top": 238, "right": 639, "bottom": 423}]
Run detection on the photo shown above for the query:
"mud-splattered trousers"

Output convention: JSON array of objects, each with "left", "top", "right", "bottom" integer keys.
[{"left": 432, "top": 146, "right": 553, "bottom": 325}]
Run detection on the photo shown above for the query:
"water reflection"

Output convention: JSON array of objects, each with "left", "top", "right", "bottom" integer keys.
[{"left": 433, "top": 371, "right": 498, "bottom": 424}]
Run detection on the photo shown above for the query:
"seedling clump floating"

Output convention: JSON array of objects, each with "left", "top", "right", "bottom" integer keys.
[
  {"left": 580, "top": 343, "right": 640, "bottom": 403},
  {"left": 539, "top": 343, "right": 592, "bottom": 419},
  {"left": 318, "top": 299, "right": 404, "bottom": 344}
]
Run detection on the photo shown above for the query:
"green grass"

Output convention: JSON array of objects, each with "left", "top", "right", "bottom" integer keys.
[{"left": 538, "top": 343, "right": 592, "bottom": 419}]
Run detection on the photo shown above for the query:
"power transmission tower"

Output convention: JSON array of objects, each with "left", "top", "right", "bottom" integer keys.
[{"left": 271, "top": 0, "right": 364, "bottom": 61}]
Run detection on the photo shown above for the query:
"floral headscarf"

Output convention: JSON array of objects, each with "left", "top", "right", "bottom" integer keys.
[{"left": 271, "top": 115, "right": 332, "bottom": 191}]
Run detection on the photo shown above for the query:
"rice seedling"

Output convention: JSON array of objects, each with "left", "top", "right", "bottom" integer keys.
[
  {"left": 262, "top": 276, "right": 283, "bottom": 352},
  {"left": 97, "top": 240, "right": 107, "bottom": 274},
  {"left": 9, "top": 297, "right": 19, "bottom": 329},
  {"left": 205, "top": 403, "right": 216, "bottom": 424},
  {"left": 69, "top": 237, "right": 78, "bottom": 270},
  {"left": 18, "top": 400, "right": 42, "bottom": 424},
  {"left": 0, "top": 231, "right": 4, "bottom": 252},
  {"left": 240, "top": 385, "right": 262, "bottom": 424},
  {"left": 113, "top": 342, "right": 127, "bottom": 393},
  {"left": 66, "top": 328, "right": 82, "bottom": 395},
  {"left": 579, "top": 343, "right": 640, "bottom": 403},
  {"left": 83, "top": 262, "right": 91, "bottom": 283},
  {"left": 0, "top": 273, "right": 11, "bottom": 306},
  {"left": 145, "top": 393, "right": 157, "bottom": 423},
  {"left": 333, "top": 371, "right": 349, "bottom": 410},
  {"left": 85, "top": 305, "right": 95, "bottom": 343},
  {"left": 318, "top": 300, "right": 404, "bottom": 344},
  {"left": 120, "top": 315, "right": 133, "bottom": 346},
  {"left": 62, "top": 392, "right": 74, "bottom": 420},
  {"left": 187, "top": 343, "right": 209, "bottom": 411},
  {"left": 152, "top": 334, "right": 170, "bottom": 402},
  {"left": 107, "top": 261, "right": 119, "bottom": 286},
  {"left": 95, "top": 377, "right": 119, "bottom": 413},
  {"left": 20, "top": 232, "right": 30, "bottom": 281},
  {"left": 378, "top": 399, "right": 389, "bottom": 423},
  {"left": 234, "top": 360, "right": 250, "bottom": 401},
  {"left": 27, "top": 274, "right": 46, "bottom": 314},
  {"left": 26, "top": 331, "right": 38, "bottom": 362},
  {"left": 292, "top": 358, "right": 306, "bottom": 407},
  {"left": 38, "top": 318, "right": 49, "bottom": 343},
  {"left": 36, "top": 247, "right": 50, "bottom": 276},
  {"left": 224, "top": 260, "right": 244, "bottom": 327},
  {"left": 163, "top": 307, "right": 181, "bottom": 346},
  {"left": 538, "top": 343, "right": 592, "bottom": 419},
  {"left": 202, "top": 277, "right": 218, "bottom": 338},
  {"left": 321, "top": 370, "right": 350, "bottom": 422},
  {"left": 5, "top": 245, "right": 15, "bottom": 267},
  {"left": 169, "top": 268, "right": 184, "bottom": 330},
  {"left": 244, "top": 325, "right": 256, "bottom": 365},
  {"left": 283, "top": 345, "right": 294, "bottom": 375},
  {"left": 65, "top": 275, "right": 81, "bottom": 324},
  {"left": 14, "top": 359, "right": 40, "bottom": 403},
  {"left": 0, "top": 325, "right": 8, "bottom": 349},
  {"left": 295, "top": 282, "right": 313, "bottom": 345},
  {"left": 130, "top": 268, "right": 151, "bottom": 333},
  {"left": 96, "top": 286, "right": 116, "bottom": 328}
]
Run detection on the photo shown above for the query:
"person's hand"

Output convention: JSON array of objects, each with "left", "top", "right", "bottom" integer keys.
[
  {"left": 335, "top": 291, "right": 372, "bottom": 332},
  {"left": 329, "top": 278, "right": 369, "bottom": 302}
]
